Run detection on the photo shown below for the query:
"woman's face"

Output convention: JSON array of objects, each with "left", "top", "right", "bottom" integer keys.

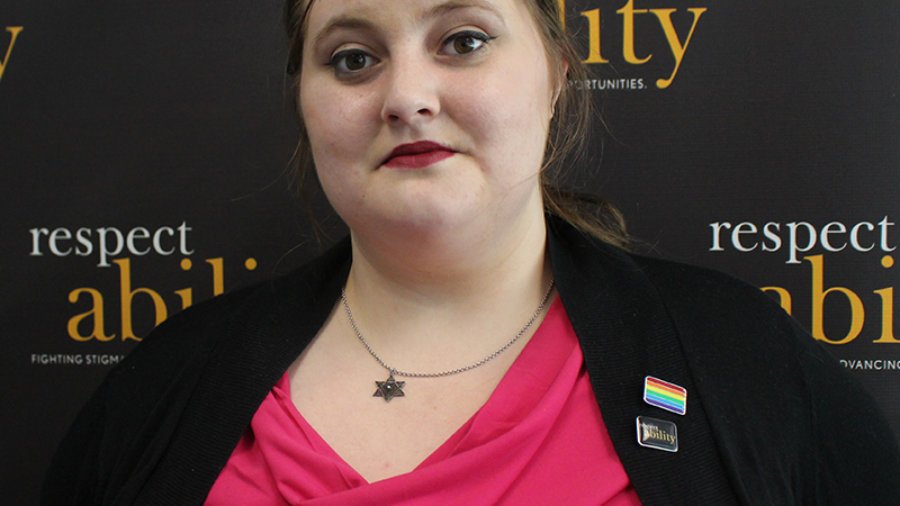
[{"left": 300, "top": 0, "right": 558, "bottom": 237}]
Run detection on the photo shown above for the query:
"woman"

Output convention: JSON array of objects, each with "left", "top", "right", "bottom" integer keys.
[{"left": 43, "top": 0, "right": 900, "bottom": 504}]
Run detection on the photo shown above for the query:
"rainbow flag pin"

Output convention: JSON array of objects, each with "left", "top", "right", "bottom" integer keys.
[{"left": 643, "top": 376, "right": 687, "bottom": 415}]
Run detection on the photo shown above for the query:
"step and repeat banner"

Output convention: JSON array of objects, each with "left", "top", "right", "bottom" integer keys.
[{"left": 2, "top": 0, "right": 897, "bottom": 502}]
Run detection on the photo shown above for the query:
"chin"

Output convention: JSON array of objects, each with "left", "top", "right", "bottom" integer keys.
[
  {"left": 386, "top": 204, "right": 475, "bottom": 232},
  {"left": 348, "top": 198, "right": 483, "bottom": 240}
]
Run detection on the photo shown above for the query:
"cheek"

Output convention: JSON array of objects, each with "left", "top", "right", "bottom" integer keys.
[
  {"left": 302, "top": 84, "right": 368, "bottom": 163},
  {"left": 299, "top": 78, "right": 381, "bottom": 194},
  {"left": 451, "top": 58, "right": 553, "bottom": 183},
  {"left": 299, "top": 80, "right": 370, "bottom": 208}
]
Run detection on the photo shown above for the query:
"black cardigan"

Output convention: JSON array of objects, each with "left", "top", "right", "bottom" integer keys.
[{"left": 43, "top": 217, "right": 900, "bottom": 505}]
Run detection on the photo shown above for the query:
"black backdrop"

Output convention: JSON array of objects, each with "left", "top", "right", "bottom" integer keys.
[{"left": 2, "top": 0, "right": 898, "bottom": 502}]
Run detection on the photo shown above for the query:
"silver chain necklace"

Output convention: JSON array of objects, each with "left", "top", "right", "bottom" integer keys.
[{"left": 340, "top": 281, "right": 555, "bottom": 402}]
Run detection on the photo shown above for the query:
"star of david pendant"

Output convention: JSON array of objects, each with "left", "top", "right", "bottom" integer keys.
[{"left": 374, "top": 372, "right": 405, "bottom": 402}]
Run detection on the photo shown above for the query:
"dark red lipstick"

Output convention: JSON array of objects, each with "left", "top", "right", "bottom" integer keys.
[{"left": 383, "top": 141, "right": 455, "bottom": 169}]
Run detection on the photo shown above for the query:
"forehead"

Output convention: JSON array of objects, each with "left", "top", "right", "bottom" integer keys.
[{"left": 304, "top": 0, "right": 534, "bottom": 37}]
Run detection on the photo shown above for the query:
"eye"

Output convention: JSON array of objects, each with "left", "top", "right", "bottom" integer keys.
[
  {"left": 441, "top": 30, "right": 493, "bottom": 56},
  {"left": 330, "top": 49, "right": 378, "bottom": 75}
]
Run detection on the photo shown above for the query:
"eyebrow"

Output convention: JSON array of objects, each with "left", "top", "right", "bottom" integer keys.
[
  {"left": 310, "top": 0, "right": 503, "bottom": 51},
  {"left": 429, "top": 0, "right": 501, "bottom": 19}
]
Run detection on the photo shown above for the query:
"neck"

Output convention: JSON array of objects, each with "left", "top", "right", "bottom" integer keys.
[{"left": 341, "top": 206, "right": 552, "bottom": 369}]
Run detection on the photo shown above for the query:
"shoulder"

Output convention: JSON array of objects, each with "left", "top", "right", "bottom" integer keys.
[
  {"left": 102, "top": 280, "right": 262, "bottom": 394},
  {"left": 100, "top": 236, "right": 352, "bottom": 413},
  {"left": 629, "top": 253, "right": 797, "bottom": 344},
  {"left": 623, "top": 253, "right": 816, "bottom": 403},
  {"left": 621, "top": 250, "right": 826, "bottom": 394},
  {"left": 549, "top": 216, "right": 802, "bottom": 371},
  {"left": 623, "top": 252, "right": 852, "bottom": 395},
  {"left": 112, "top": 238, "right": 352, "bottom": 383}
]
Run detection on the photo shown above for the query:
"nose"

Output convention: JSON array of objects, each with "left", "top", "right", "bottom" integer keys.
[{"left": 380, "top": 52, "right": 441, "bottom": 126}]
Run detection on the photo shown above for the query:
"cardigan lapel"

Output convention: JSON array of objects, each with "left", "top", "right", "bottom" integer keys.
[
  {"left": 134, "top": 240, "right": 352, "bottom": 505},
  {"left": 548, "top": 217, "right": 738, "bottom": 505}
]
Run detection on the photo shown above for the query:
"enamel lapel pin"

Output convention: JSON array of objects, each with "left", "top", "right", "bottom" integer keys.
[{"left": 637, "top": 376, "right": 687, "bottom": 452}]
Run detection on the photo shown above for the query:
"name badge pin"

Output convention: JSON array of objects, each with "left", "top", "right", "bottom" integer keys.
[
  {"left": 643, "top": 375, "right": 687, "bottom": 415},
  {"left": 636, "top": 416, "right": 679, "bottom": 452}
]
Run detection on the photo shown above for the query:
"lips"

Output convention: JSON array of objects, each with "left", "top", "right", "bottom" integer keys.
[{"left": 383, "top": 141, "right": 456, "bottom": 169}]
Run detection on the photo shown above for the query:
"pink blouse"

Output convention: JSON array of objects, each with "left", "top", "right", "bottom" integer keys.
[{"left": 207, "top": 298, "right": 641, "bottom": 505}]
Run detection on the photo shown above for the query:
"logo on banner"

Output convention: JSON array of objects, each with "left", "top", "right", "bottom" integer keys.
[
  {"left": 1, "top": 26, "right": 24, "bottom": 81},
  {"left": 709, "top": 217, "right": 899, "bottom": 351},
  {"left": 558, "top": 0, "right": 708, "bottom": 90},
  {"left": 29, "top": 222, "right": 260, "bottom": 344}
]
